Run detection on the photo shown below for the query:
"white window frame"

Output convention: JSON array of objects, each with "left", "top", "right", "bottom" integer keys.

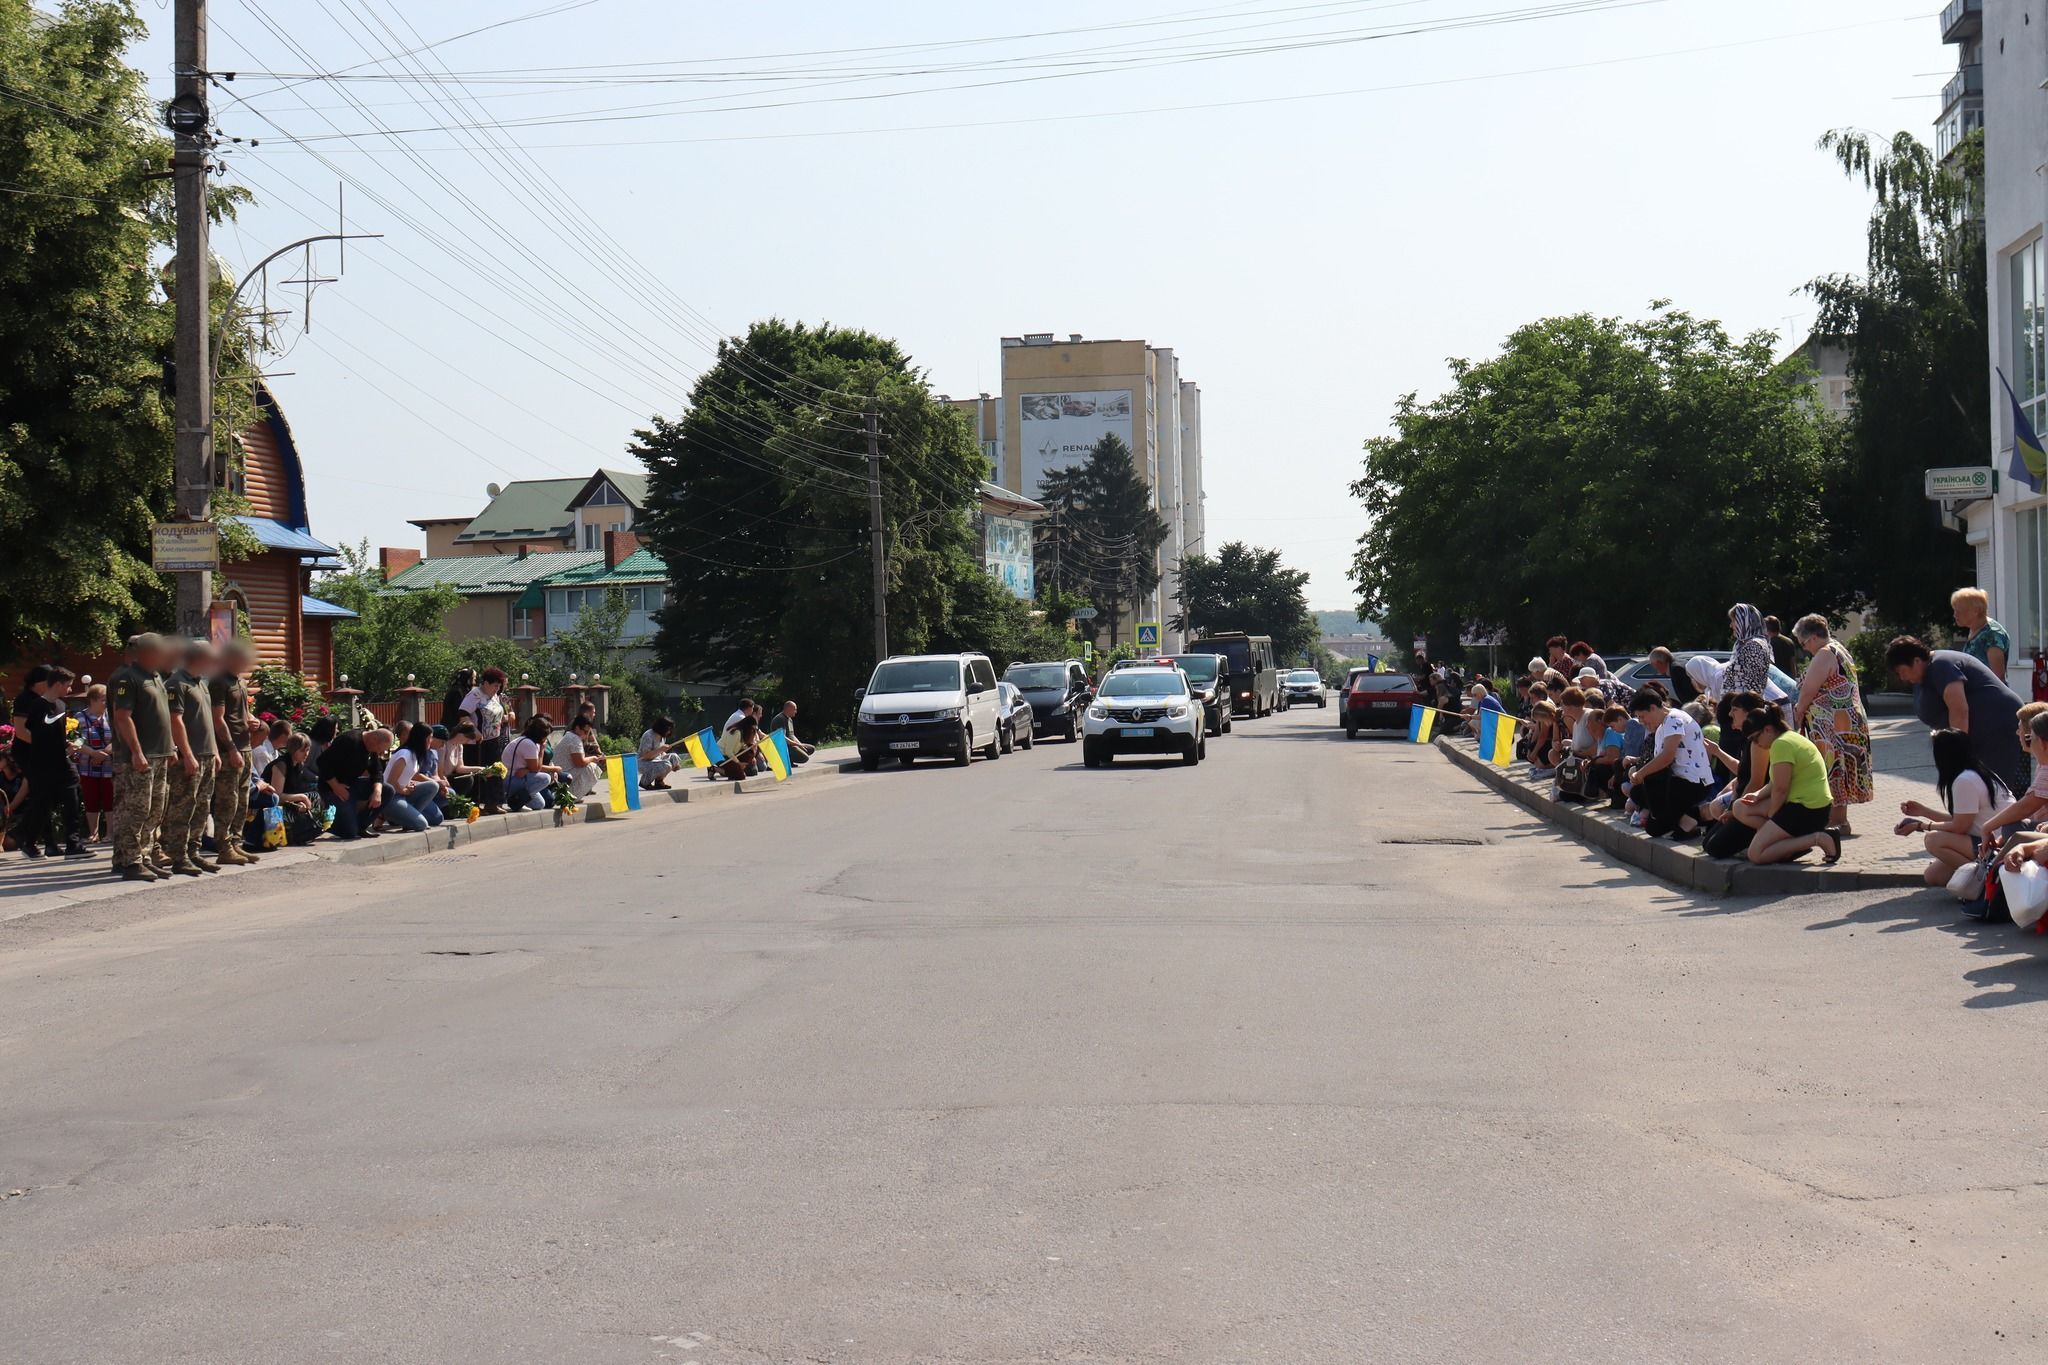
[{"left": 510, "top": 605, "right": 538, "bottom": 641}]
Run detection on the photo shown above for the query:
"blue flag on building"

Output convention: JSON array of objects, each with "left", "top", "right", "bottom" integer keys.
[{"left": 2002, "top": 368, "right": 2046, "bottom": 493}]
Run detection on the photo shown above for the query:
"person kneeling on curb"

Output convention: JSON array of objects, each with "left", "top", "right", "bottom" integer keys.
[
  {"left": 1735, "top": 703, "right": 1842, "bottom": 866},
  {"left": 1628, "top": 686, "right": 1717, "bottom": 840}
]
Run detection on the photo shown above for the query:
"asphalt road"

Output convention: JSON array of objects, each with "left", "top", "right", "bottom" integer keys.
[{"left": 4, "top": 705, "right": 2047, "bottom": 1364}]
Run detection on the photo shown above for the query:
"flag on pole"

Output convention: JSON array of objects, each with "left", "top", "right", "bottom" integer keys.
[
  {"left": 1477, "top": 710, "right": 1519, "bottom": 767},
  {"left": 619, "top": 753, "right": 641, "bottom": 809},
  {"left": 1408, "top": 704, "right": 1434, "bottom": 744},
  {"left": 605, "top": 752, "right": 631, "bottom": 814},
  {"left": 681, "top": 727, "right": 720, "bottom": 770},
  {"left": 2002, "top": 368, "right": 2046, "bottom": 493},
  {"left": 760, "top": 729, "right": 792, "bottom": 781},
  {"left": 1365, "top": 654, "right": 1381, "bottom": 673}
]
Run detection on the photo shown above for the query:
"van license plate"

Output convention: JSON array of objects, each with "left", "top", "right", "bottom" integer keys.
[
  {"left": 1120, "top": 727, "right": 1156, "bottom": 738},
  {"left": 888, "top": 741, "right": 920, "bottom": 750}
]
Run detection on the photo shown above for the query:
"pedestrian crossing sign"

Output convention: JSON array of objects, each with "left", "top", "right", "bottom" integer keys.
[{"left": 1136, "top": 622, "right": 1160, "bottom": 648}]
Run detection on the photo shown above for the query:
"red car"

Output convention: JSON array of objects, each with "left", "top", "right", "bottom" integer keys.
[{"left": 1340, "top": 668, "right": 1428, "bottom": 738}]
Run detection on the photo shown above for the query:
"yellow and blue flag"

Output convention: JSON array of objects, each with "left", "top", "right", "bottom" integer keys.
[
  {"left": 681, "top": 727, "right": 720, "bottom": 769},
  {"left": 760, "top": 729, "right": 792, "bottom": 781},
  {"left": 1408, "top": 704, "right": 1434, "bottom": 744},
  {"left": 2003, "top": 368, "right": 2045, "bottom": 493},
  {"left": 605, "top": 752, "right": 630, "bottom": 814},
  {"left": 1477, "top": 710, "right": 1518, "bottom": 768}
]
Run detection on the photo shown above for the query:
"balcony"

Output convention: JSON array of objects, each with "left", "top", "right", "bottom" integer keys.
[
  {"left": 1942, "top": 62, "right": 1984, "bottom": 115},
  {"left": 1942, "top": 0, "right": 1982, "bottom": 44}
]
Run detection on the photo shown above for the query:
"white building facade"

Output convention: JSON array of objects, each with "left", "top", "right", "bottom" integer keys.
[{"left": 1961, "top": 0, "right": 2048, "bottom": 679}]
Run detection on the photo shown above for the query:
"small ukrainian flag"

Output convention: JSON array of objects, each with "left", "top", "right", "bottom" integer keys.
[
  {"left": 1408, "top": 704, "right": 1434, "bottom": 744},
  {"left": 1477, "top": 710, "right": 1518, "bottom": 768},
  {"left": 605, "top": 752, "right": 630, "bottom": 814},
  {"left": 681, "top": 727, "right": 720, "bottom": 769},
  {"left": 760, "top": 729, "right": 792, "bottom": 781}
]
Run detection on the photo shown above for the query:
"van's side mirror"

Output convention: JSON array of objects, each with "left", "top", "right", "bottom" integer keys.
[{"left": 854, "top": 687, "right": 866, "bottom": 701}]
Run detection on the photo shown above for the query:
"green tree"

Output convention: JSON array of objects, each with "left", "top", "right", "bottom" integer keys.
[
  {"left": 634, "top": 319, "right": 988, "bottom": 722},
  {"left": 1807, "top": 129, "right": 1985, "bottom": 623},
  {"left": 1349, "top": 306, "right": 1831, "bottom": 657},
  {"left": 0, "top": 0, "right": 262, "bottom": 660},
  {"left": 1032, "top": 435, "right": 1169, "bottom": 646},
  {"left": 1172, "top": 541, "right": 1318, "bottom": 661},
  {"left": 542, "top": 586, "right": 631, "bottom": 682},
  {"left": 322, "top": 542, "right": 461, "bottom": 698}
]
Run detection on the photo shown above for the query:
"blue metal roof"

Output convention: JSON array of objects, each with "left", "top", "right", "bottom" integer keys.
[
  {"left": 235, "top": 516, "right": 339, "bottom": 557},
  {"left": 301, "top": 595, "right": 358, "bottom": 620}
]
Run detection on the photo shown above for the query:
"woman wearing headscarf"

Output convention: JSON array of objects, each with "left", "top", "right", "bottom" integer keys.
[
  {"left": 1685, "top": 655, "right": 1727, "bottom": 704},
  {"left": 1722, "top": 604, "right": 1775, "bottom": 699}
]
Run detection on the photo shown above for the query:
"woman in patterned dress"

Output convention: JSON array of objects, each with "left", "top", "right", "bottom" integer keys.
[{"left": 1790, "top": 613, "right": 1873, "bottom": 836}]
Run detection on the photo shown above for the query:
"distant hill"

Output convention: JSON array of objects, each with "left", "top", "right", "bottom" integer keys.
[{"left": 1313, "top": 610, "right": 1381, "bottom": 637}]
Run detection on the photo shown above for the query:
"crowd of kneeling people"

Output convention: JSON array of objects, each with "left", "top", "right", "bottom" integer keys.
[
  {"left": 5, "top": 642, "right": 814, "bottom": 883},
  {"left": 1460, "top": 594, "right": 2048, "bottom": 889}
]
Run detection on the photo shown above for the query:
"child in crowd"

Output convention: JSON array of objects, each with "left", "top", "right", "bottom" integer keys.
[
  {"left": 76, "top": 683, "right": 114, "bottom": 844},
  {"left": 1593, "top": 704, "right": 1628, "bottom": 806}
]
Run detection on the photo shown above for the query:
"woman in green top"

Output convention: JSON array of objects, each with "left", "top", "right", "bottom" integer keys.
[
  {"left": 1952, "top": 587, "right": 2010, "bottom": 676},
  {"left": 1736, "top": 703, "right": 1842, "bottom": 866}
]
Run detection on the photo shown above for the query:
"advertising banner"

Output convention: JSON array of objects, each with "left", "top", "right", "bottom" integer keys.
[
  {"left": 1019, "top": 389, "right": 1133, "bottom": 496},
  {"left": 984, "top": 514, "right": 1035, "bottom": 600}
]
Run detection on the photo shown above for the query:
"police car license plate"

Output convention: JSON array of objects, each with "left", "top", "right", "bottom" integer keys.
[{"left": 1120, "top": 727, "right": 1157, "bottom": 738}]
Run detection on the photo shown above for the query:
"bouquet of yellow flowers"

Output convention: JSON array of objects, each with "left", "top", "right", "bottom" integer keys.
[
  {"left": 65, "top": 715, "right": 80, "bottom": 736},
  {"left": 485, "top": 761, "right": 508, "bottom": 779}
]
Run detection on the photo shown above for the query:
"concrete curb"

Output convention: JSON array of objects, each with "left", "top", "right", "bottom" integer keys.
[
  {"left": 309, "top": 806, "right": 582, "bottom": 867},
  {"left": 1433, "top": 738, "right": 1925, "bottom": 896}
]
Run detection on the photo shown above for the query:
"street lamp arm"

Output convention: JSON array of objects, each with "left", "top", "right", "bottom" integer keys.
[{"left": 209, "top": 231, "right": 383, "bottom": 394}]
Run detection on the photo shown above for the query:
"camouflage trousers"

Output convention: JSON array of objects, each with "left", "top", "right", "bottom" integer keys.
[
  {"left": 165, "top": 755, "right": 217, "bottom": 865},
  {"left": 211, "top": 748, "right": 253, "bottom": 854},
  {"left": 111, "top": 757, "right": 171, "bottom": 869}
]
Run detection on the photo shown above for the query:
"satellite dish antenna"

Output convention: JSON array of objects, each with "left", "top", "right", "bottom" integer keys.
[{"left": 486, "top": 482, "right": 502, "bottom": 497}]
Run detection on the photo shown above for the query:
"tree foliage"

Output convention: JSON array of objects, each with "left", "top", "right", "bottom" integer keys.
[
  {"left": 635, "top": 319, "right": 999, "bottom": 723},
  {"left": 1172, "top": 541, "right": 1318, "bottom": 662},
  {"left": 323, "top": 542, "right": 464, "bottom": 698},
  {"left": 1807, "top": 129, "right": 1985, "bottom": 623},
  {"left": 0, "top": 0, "right": 260, "bottom": 660},
  {"left": 1032, "top": 434, "right": 1169, "bottom": 645},
  {"left": 1349, "top": 307, "right": 1832, "bottom": 657}
]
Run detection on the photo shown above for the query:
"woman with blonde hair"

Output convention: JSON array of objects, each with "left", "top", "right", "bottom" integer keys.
[
  {"left": 1790, "top": 613, "right": 1873, "bottom": 835},
  {"left": 1952, "top": 587, "right": 2009, "bottom": 676}
]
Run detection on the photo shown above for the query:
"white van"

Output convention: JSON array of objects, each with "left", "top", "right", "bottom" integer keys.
[{"left": 855, "top": 653, "right": 1003, "bottom": 769}]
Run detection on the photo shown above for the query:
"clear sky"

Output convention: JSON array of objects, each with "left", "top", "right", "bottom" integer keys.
[{"left": 122, "top": 0, "right": 1941, "bottom": 610}]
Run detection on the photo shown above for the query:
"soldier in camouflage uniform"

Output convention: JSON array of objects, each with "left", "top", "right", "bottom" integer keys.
[
  {"left": 210, "top": 640, "right": 260, "bottom": 865},
  {"left": 107, "top": 634, "right": 175, "bottom": 882},
  {"left": 164, "top": 638, "right": 220, "bottom": 876}
]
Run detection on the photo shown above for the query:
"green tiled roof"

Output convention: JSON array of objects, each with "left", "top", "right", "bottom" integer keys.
[
  {"left": 537, "top": 547, "right": 667, "bottom": 587},
  {"left": 381, "top": 550, "right": 603, "bottom": 596},
  {"left": 452, "top": 477, "right": 585, "bottom": 543}
]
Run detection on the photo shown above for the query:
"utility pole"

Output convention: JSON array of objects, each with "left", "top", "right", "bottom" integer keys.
[
  {"left": 169, "top": 0, "right": 213, "bottom": 639},
  {"left": 866, "top": 405, "right": 888, "bottom": 663}
]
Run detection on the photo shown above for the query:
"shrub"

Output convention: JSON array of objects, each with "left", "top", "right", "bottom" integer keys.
[{"left": 250, "top": 664, "right": 318, "bottom": 715}]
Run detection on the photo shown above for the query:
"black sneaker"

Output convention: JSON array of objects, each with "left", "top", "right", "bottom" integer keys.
[{"left": 20, "top": 844, "right": 44, "bottom": 859}]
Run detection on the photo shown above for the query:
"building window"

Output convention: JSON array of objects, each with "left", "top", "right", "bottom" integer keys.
[
  {"left": 582, "top": 523, "right": 600, "bottom": 550},
  {"left": 2014, "top": 237, "right": 2046, "bottom": 438},
  {"left": 586, "top": 481, "right": 622, "bottom": 506},
  {"left": 511, "top": 606, "right": 539, "bottom": 640}
]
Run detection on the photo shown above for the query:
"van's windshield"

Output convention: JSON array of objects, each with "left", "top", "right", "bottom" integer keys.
[
  {"left": 1204, "top": 640, "right": 1252, "bottom": 672},
  {"left": 868, "top": 660, "right": 961, "bottom": 693},
  {"left": 1005, "top": 664, "right": 1069, "bottom": 690},
  {"left": 1162, "top": 656, "right": 1219, "bottom": 684}
]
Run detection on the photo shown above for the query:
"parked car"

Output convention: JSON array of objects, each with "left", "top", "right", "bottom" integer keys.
[
  {"left": 855, "top": 652, "right": 1003, "bottom": 769},
  {"left": 1607, "top": 651, "right": 1799, "bottom": 705},
  {"left": 1282, "top": 669, "right": 1327, "bottom": 708},
  {"left": 1003, "top": 658, "right": 1093, "bottom": 741},
  {"left": 1082, "top": 663, "right": 1205, "bottom": 767},
  {"left": 1156, "top": 653, "right": 1233, "bottom": 737},
  {"left": 995, "top": 681, "right": 1036, "bottom": 753},
  {"left": 1341, "top": 669, "right": 1428, "bottom": 738}
]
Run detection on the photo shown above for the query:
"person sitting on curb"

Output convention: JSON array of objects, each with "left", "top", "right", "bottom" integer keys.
[
  {"left": 712, "top": 716, "right": 762, "bottom": 781},
  {"left": 317, "top": 727, "right": 392, "bottom": 841},
  {"left": 556, "top": 714, "right": 606, "bottom": 802},
  {"left": 1896, "top": 728, "right": 2007, "bottom": 889},
  {"left": 1975, "top": 709, "right": 2048, "bottom": 851},
  {"left": 1735, "top": 703, "right": 1843, "bottom": 866},
  {"left": 1627, "top": 687, "right": 1717, "bottom": 840},
  {"left": 766, "top": 701, "right": 814, "bottom": 766},
  {"left": 638, "top": 716, "right": 682, "bottom": 788},
  {"left": 502, "top": 716, "right": 561, "bottom": 812}
]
